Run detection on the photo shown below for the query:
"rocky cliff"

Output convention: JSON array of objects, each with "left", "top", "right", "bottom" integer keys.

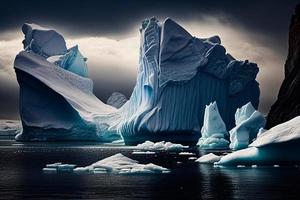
[{"left": 267, "top": 5, "right": 300, "bottom": 128}]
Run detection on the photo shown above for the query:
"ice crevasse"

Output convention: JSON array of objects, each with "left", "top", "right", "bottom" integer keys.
[{"left": 14, "top": 18, "right": 260, "bottom": 144}]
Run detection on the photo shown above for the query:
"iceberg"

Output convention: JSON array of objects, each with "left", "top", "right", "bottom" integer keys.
[
  {"left": 216, "top": 116, "right": 300, "bottom": 166},
  {"left": 197, "top": 102, "right": 229, "bottom": 149},
  {"left": 196, "top": 153, "right": 222, "bottom": 164},
  {"left": 135, "top": 141, "right": 188, "bottom": 151},
  {"left": 0, "top": 120, "right": 21, "bottom": 136},
  {"left": 73, "top": 153, "right": 170, "bottom": 174},
  {"left": 229, "top": 102, "right": 266, "bottom": 150},
  {"left": 14, "top": 18, "right": 260, "bottom": 144}
]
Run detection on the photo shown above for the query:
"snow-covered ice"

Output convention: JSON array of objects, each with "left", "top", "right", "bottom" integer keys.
[
  {"left": 196, "top": 153, "right": 222, "bottom": 164},
  {"left": 135, "top": 141, "right": 188, "bottom": 151},
  {"left": 178, "top": 152, "right": 196, "bottom": 156},
  {"left": 229, "top": 102, "right": 266, "bottom": 150},
  {"left": 132, "top": 151, "right": 156, "bottom": 155},
  {"left": 43, "top": 163, "right": 76, "bottom": 172},
  {"left": 216, "top": 116, "right": 300, "bottom": 166},
  {"left": 73, "top": 153, "right": 170, "bottom": 174},
  {"left": 197, "top": 102, "right": 229, "bottom": 149}
]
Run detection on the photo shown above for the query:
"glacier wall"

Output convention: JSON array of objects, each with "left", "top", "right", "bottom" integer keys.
[{"left": 14, "top": 19, "right": 261, "bottom": 144}]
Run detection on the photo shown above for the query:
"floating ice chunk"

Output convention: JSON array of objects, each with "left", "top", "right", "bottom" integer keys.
[
  {"left": 136, "top": 141, "right": 188, "bottom": 151},
  {"left": 273, "top": 165, "right": 280, "bottom": 168},
  {"left": 197, "top": 102, "right": 229, "bottom": 149},
  {"left": 22, "top": 23, "right": 67, "bottom": 57},
  {"left": 229, "top": 102, "right": 266, "bottom": 150},
  {"left": 77, "top": 153, "right": 170, "bottom": 174},
  {"left": 43, "top": 168, "right": 57, "bottom": 172},
  {"left": 178, "top": 152, "right": 196, "bottom": 156},
  {"left": 237, "top": 165, "right": 246, "bottom": 168},
  {"left": 251, "top": 165, "right": 257, "bottom": 168},
  {"left": 132, "top": 151, "right": 156, "bottom": 155},
  {"left": 188, "top": 157, "right": 198, "bottom": 160},
  {"left": 44, "top": 163, "right": 76, "bottom": 172},
  {"left": 196, "top": 153, "right": 222, "bottom": 164},
  {"left": 46, "top": 162, "right": 62, "bottom": 168}
]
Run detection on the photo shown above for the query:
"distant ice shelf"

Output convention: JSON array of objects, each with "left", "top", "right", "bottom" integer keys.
[{"left": 14, "top": 18, "right": 261, "bottom": 144}]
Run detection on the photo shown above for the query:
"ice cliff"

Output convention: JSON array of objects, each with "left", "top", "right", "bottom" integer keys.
[{"left": 14, "top": 18, "right": 261, "bottom": 144}]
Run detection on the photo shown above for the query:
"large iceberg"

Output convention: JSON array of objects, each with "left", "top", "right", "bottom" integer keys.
[
  {"left": 229, "top": 102, "right": 266, "bottom": 150},
  {"left": 216, "top": 116, "right": 300, "bottom": 166},
  {"left": 14, "top": 18, "right": 261, "bottom": 144},
  {"left": 197, "top": 102, "right": 229, "bottom": 149}
]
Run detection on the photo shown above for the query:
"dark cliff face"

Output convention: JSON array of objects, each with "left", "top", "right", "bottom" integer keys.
[{"left": 266, "top": 5, "right": 300, "bottom": 128}]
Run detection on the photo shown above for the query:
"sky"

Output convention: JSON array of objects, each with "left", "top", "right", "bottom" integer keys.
[{"left": 0, "top": 0, "right": 299, "bottom": 119}]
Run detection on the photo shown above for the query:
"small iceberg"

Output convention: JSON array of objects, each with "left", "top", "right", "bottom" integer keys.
[
  {"left": 43, "top": 162, "right": 76, "bottom": 172},
  {"left": 196, "top": 153, "right": 222, "bottom": 164},
  {"left": 197, "top": 102, "right": 229, "bottom": 149},
  {"left": 229, "top": 102, "right": 266, "bottom": 150},
  {"left": 135, "top": 141, "right": 188, "bottom": 151},
  {"left": 132, "top": 151, "right": 156, "bottom": 155},
  {"left": 74, "top": 153, "right": 170, "bottom": 174},
  {"left": 178, "top": 152, "right": 196, "bottom": 156}
]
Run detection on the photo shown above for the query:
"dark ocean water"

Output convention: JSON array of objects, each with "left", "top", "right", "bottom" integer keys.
[{"left": 0, "top": 139, "right": 300, "bottom": 200}]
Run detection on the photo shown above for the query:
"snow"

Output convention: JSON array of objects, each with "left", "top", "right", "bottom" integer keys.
[
  {"left": 216, "top": 116, "right": 300, "bottom": 166},
  {"left": 135, "top": 141, "right": 188, "bottom": 151},
  {"left": 250, "top": 116, "right": 300, "bottom": 147},
  {"left": 197, "top": 102, "right": 229, "bottom": 149},
  {"left": 196, "top": 153, "right": 222, "bottom": 164},
  {"left": 14, "top": 18, "right": 261, "bottom": 143},
  {"left": 73, "top": 153, "right": 170, "bottom": 174},
  {"left": 229, "top": 102, "right": 266, "bottom": 150}
]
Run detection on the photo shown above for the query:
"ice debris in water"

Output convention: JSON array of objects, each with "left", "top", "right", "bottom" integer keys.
[
  {"left": 178, "top": 152, "right": 196, "bottom": 156},
  {"left": 196, "top": 153, "right": 222, "bottom": 164},
  {"left": 135, "top": 141, "right": 188, "bottom": 151},
  {"left": 229, "top": 102, "right": 266, "bottom": 150},
  {"left": 132, "top": 151, "right": 156, "bottom": 155},
  {"left": 74, "top": 153, "right": 170, "bottom": 174},
  {"left": 197, "top": 102, "right": 229, "bottom": 149},
  {"left": 43, "top": 162, "right": 76, "bottom": 172}
]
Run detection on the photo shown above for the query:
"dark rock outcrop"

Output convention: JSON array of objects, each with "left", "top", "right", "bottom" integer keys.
[{"left": 266, "top": 5, "right": 300, "bottom": 128}]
